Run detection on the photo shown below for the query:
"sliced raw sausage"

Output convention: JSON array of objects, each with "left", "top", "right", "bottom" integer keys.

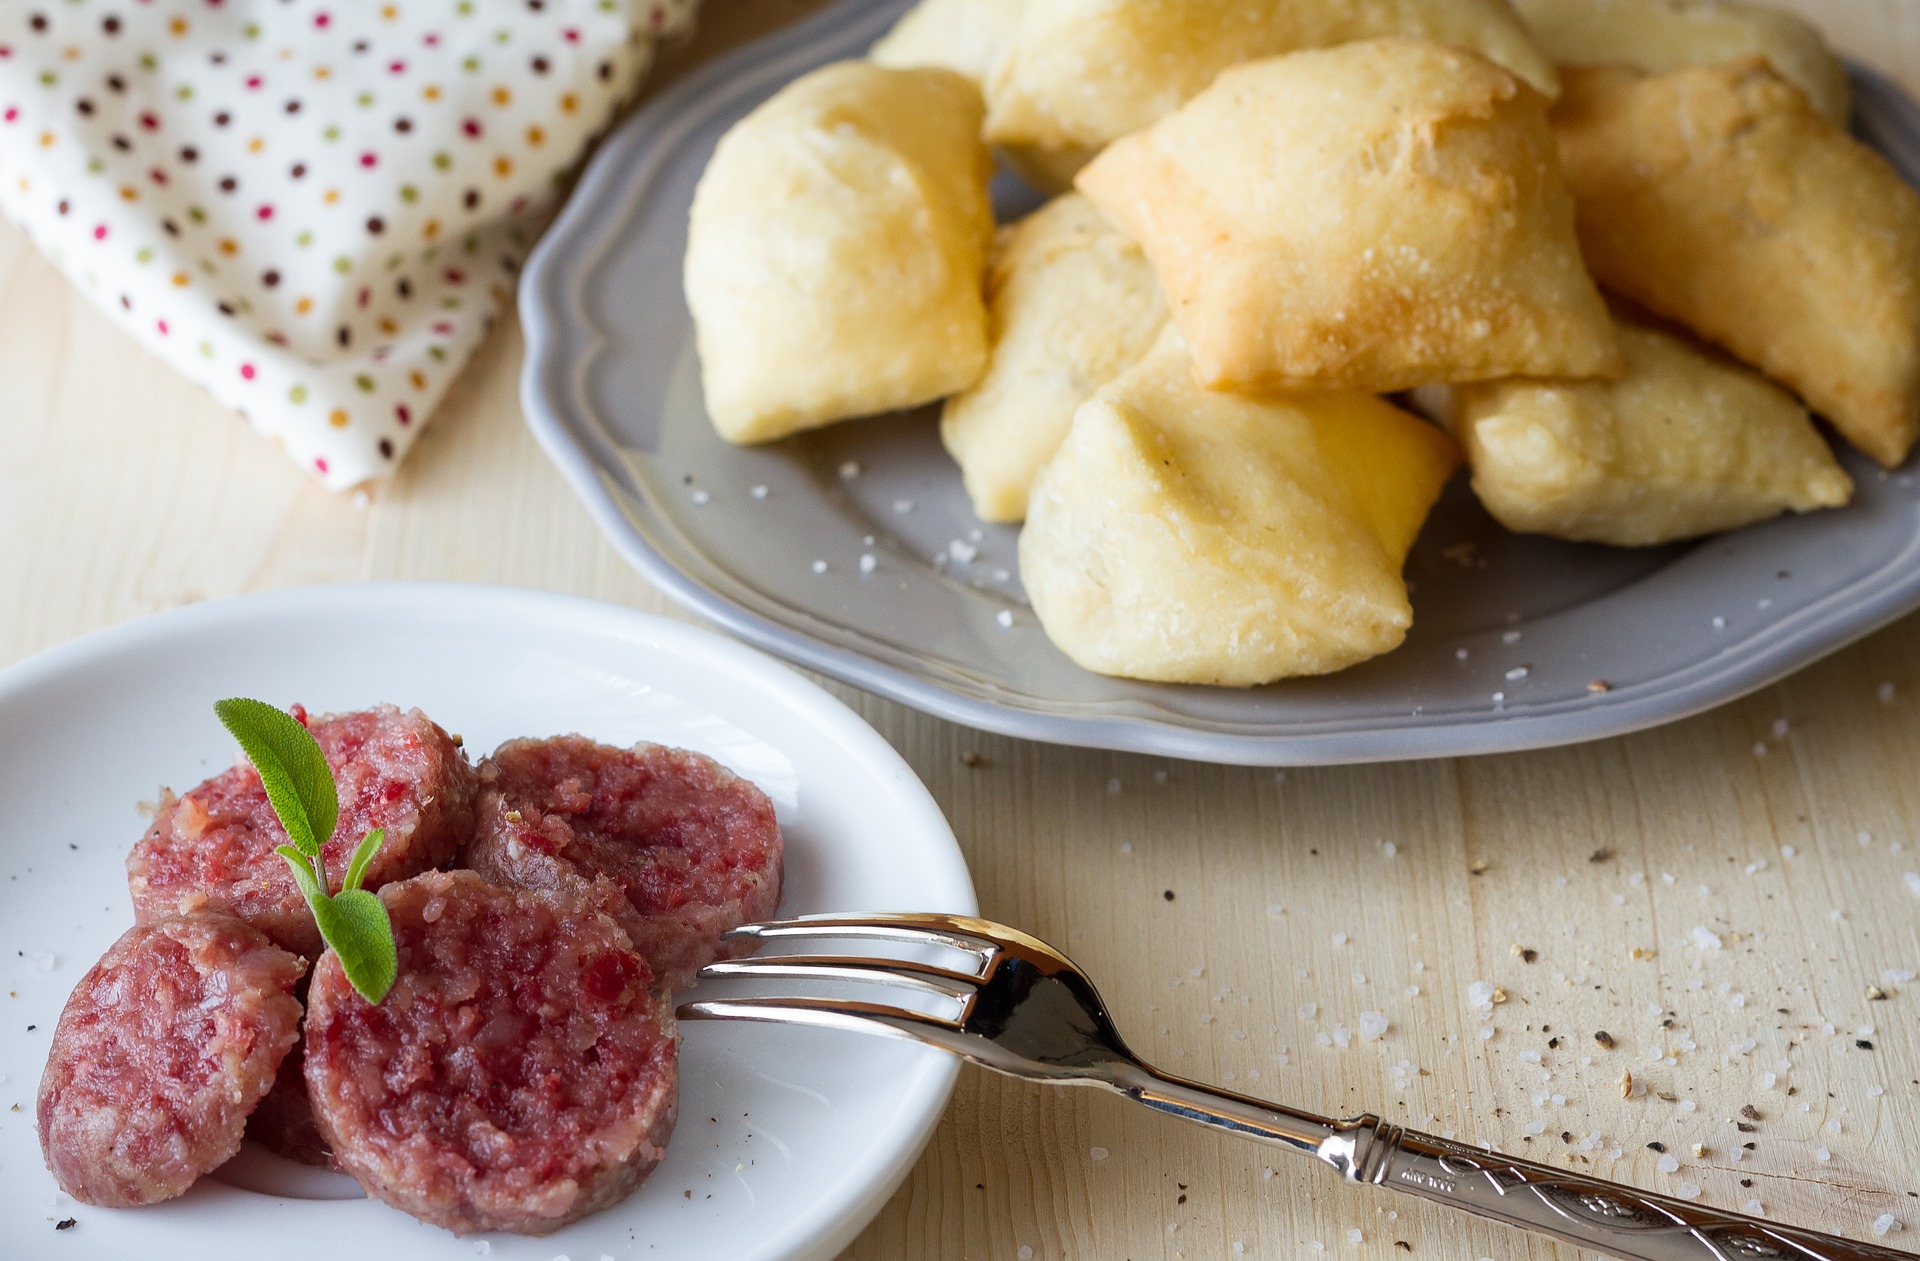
[
  {"left": 304, "top": 871, "right": 677, "bottom": 1236},
  {"left": 129, "top": 704, "right": 478, "bottom": 958},
  {"left": 38, "top": 913, "right": 305, "bottom": 1206},
  {"left": 463, "top": 736, "right": 782, "bottom": 987}
]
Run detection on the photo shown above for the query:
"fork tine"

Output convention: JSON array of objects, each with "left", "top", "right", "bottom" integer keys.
[
  {"left": 676, "top": 995, "right": 964, "bottom": 1048},
  {"left": 699, "top": 957, "right": 981, "bottom": 1000},
  {"left": 724, "top": 916, "right": 1000, "bottom": 959}
]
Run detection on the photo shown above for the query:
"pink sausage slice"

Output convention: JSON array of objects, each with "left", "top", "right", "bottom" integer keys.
[
  {"left": 304, "top": 871, "right": 678, "bottom": 1236},
  {"left": 129, "top": 704, "right": 478, "bottom": 958},
  {"left": 38, "top": 913, "right": 305, "bottom": 1206},
  {"left": 463, "top": 736, "right": 783, "bottom": 988}
]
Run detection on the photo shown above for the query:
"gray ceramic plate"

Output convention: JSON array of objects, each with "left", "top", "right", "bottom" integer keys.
[{"left": 520, "top": 0, "right": 1920, "bottom": 766}]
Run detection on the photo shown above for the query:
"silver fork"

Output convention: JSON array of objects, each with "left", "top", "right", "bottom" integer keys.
[{"left": 680, "top": 912, "right": 1915, "bottom": 1261}]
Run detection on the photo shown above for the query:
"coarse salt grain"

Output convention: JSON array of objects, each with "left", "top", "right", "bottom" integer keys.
[
  {"left": 1018, "top": 1248, "right": 1033, "bottom": 1260},
  {"left": 1332, "top": 932, "right": 1348, "bottom": 947},
  {"left": 1690, "top": 926, "right": 1723, "bottom": 951},
  {"left": 1905, "top": 872, "right": 1920, "bottom": 897},
  {"left": 1816, "top": 1147, "right": 1831, "bottom": 1161},
  {"left": 690, "top": 488, "right": 709, "bottom": 506},
  {"left": 1091, "top": 1146, "right": 1109, "bottom": 1161},
  {"left": 1772, "top": 718, "right": 1789, "bottom": 738},
  {"left": 858, "top": 553, "right": 877, "bottom": 575},
  {"left": 1468, "top": 980, "right": 1495, "bottom": 1009},
  {"left": 1744, "top": 1199, "right": 1764, "bottom": 1215},
  {"left": 1712, "top": 616, "right": 1726, "bottom": 630},
  {"left": 810, "top": 560, "right": 828, "bottom": 574},
  {"left": 749, "top": 484, "right": 769, "bottom": 500},
  {"left": 1505, "top": 666, "right": 1529, "bottom": 681},
  {"left": 1523, "top": 1120, "right": 1547, "bottom": 1135},
  {"left": 996, "top": 609, "right": 1013, "bottom": 629},
  {"left": 1346, "top": 1229, "right": 1364, "bottom": 1244},
  {"left": 838, "top": 461, "right": 861, "bottom": 480},
  {"left": 1781, "top": 845, "right": 1797, "bottom": 858},
  {"left": 1657, "top": 1155, "right": 1680, "bottom": 1174},
  {"left": 1873, "top": 1215, "right": 1902, "bottom": 1237},
  {"left": 892, "top": 498, "right": 914, "bottom": 514},
  {"left": 1358, "top": 1011, "right": 1389, "bottom": 1042},
  {"left": 948, "top": 539, "right": 978, "bottom": 564},
  {"left": 1880, "top": 682, "right": 1897, "bottom": 703},
  {"left": 1502, "top": 630, "right": 1522, "bottom": 645},
  {"left": 1677, "top": 1183, "right": 1702, "bottom": 1201}
]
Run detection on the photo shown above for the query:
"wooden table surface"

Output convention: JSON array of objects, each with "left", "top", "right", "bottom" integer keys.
[{"left": 5, "top": 2, "right": 1919, "bottom": 1256}]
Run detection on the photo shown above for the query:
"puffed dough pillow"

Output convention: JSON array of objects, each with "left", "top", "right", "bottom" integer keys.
[
  {"left": 870, "top": 0, "right": 1089, "bottom": 195},
  {"left": 942, "top": 194, "right": 1167, "bottom": 523},
  {"left": 1019, "top": 329, "right": 1461, "bottom": 687},
  {"left": 1075, "top": 40, "right": 1620, "bottom": 396},
  {"left": 984, "top": 0, "right": 1557, "bottom": 153},
  {"left": 1554, "top": 60, "right": 1920, "bottom": 467},
  {"left": 1511, "top": 0, "right": 1849, "bottom": 124},
  {"left": 1433, "top": 311, "right": 1852, "bottom": 546},
  {"left": 684, "top": 61, "right": 994, "bottom": 444},
  {"left": 870, "top": 0, "right": 1023, "bottom": 87}
]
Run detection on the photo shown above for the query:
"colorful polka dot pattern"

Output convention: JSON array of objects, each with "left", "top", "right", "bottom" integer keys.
[{"left": 0, "top": 0, "right": 697, "bottom": 489}]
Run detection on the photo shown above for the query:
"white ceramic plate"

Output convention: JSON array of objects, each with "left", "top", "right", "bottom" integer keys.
[
  {"left": 520, "top": 0, "right": 1920, "bottom": 766},
  {"left": 0, "top": 584, "right": 975, "bottom": 1261}
]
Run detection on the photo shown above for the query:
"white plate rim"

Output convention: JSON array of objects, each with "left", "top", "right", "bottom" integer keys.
[{"left": 0, "top": 581, "right": 974, "bottom": 1261}]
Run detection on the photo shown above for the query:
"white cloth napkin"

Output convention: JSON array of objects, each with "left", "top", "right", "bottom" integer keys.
[{"left": 0, "top": 0, "right": 697, "bottom": 489}]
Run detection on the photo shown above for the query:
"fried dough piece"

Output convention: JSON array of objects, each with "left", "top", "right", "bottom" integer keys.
[
  {"left": 1019, "top": 329, "right": 1461, "bottom": 686},
  {"left": 684, "top": 62, "right": 994, "bottom": 444},
  {"left": 1438, "top": 311, "right": 1852, "bottom": 545},
  {"left": 870, "top": 0, "right": 1022, "bottom": 86},
  {"left": 1512, "top": 0, "right": 1848, "bottom": 123},
  {"left": 1555, "top": 60, "right": 1920, "bottom": 467},
  {"left": 984, "top": 0, "right": 1557, "bottom": 153},
  {"left": 869, "top": 0, "right": 1088, "bottom": 194},
  {"left": 942, "top": 194, "right": 1167, "bottom": 523},
  {"left": 1076, "top": 40, "right": 1619, "bottom": 396}
]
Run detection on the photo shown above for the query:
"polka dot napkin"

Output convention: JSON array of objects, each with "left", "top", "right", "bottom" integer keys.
[{"left": 0, "top": 0, "right": 697, "bottom": 489}]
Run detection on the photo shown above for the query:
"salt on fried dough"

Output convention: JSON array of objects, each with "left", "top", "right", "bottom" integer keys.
[
  {"left": 984, "top": 0, "right": 1557, "bottom": 153},
  {"left": 1555, "top": 60, "right": 1920, "bottom": 467},
  {"left": 684, "top": 62, "right": 993, "bottom": 444},
  {"left": 1512, "top": 0, "right": 1849, "bottom": 123},
  {"left": 1439, "top": 311, "right": 1852, "bottom": 546},
  {"left": 1076, "top": 40, "right": 1620, "bottom": 396},
  {"left": 1018, "top": 328, "right": 1461, "bottom": 686},
  {"left": 942, "top": 194, "right": 1167, "bottom": 523},
  {"left": 870, "top": 0, "right": 1023, "bottom": 87}
]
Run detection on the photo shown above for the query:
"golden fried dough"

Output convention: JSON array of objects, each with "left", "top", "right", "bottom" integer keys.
[
  {"left": 867, "top": 0, "right": 1087, "bottom": 195},
  {"left": 1019, "top": 329, "right": 1461, "bottom": 686},
  {"left": 1438, "top": 311, "right": 1851, "bottom": 546},
  {"left": 1512, "top": 0, "right": 1849, "bottom": 123},
  {"left": 870, "top": 0, "right": 1022, "bottom": 87},
  {"left": 984, "top": 0, "right": 1557, "bottom": 153},
  {"left": 1555, "top": 60, "right": 1920, "bottom": 467},
  {"left": 1076, "top": 40, "right": 1620, "bottom": 396},
  {"left": 684, "top": 62, "right": 994, "bottom": 444},
  {"left": 942, "top": 194, "right": 1167, "bottom": 523}
]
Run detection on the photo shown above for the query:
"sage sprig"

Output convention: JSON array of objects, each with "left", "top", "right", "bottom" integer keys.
[{"left": 215, "top": 698, "right": 398, "bottom": 1004}]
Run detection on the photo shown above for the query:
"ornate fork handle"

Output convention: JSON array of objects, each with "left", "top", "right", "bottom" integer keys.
[{"left": 1338, "top": 1120, "right": 1913, "bottom": 1261}]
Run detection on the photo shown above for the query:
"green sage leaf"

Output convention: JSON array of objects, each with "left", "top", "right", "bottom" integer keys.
[
  {"left": 316, "top": 888, "right": 398, "bottom": 1005},
  {"left": 342, "top": 827, "right": 385, "bottom": 893},
  {"left": 274, "top": 845, "right": 325, "bottom": 903},
  {"left": 215, "top": 698, "right": 337, "bottom": 859}
]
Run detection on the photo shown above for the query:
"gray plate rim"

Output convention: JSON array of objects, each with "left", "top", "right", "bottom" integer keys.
[{"left": 519, "top": 0, "right": 1920, "bottom": 767}]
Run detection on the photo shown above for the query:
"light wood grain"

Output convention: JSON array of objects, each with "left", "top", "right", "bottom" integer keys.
[{"left": 3, "top": 2, "right": 1918, "bottom": 1257}]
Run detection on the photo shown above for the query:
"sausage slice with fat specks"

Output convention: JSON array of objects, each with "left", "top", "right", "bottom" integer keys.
[
  {"left": 129, "top": 704, "right": 478, "bottom": 958},
  {"left": 305, "top": 871, "right": 678, "bottom": 1236},
  {"left": 38, "top": 913, "right": 305, "bottom": 1206},
  {"left": 463, "top": 736, "right": 783, "bottom": 989}
]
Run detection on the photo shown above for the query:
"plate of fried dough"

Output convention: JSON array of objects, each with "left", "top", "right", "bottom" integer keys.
[{"left": 520, "top": 0, "right": 1920, "bottom": 766}]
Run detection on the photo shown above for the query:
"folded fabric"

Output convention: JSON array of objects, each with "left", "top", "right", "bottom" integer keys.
[{"left": 0, "top": 0, "right": 696, "bottom": 489}]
